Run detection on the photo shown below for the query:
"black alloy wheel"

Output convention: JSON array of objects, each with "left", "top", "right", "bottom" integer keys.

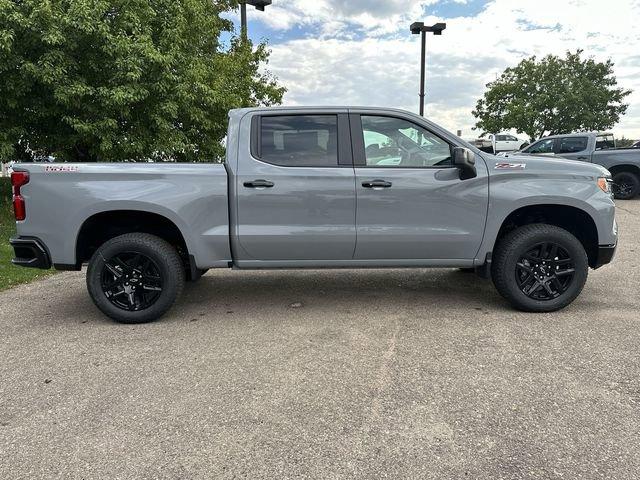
[
  {"left": 101, "top": 252, "right": 164, "bottom": 311},
  {"left": 612, "top": 171, "right": 639, "bottom": 200},
  {"left": 515, "top": 242, "right": 575, "bottom": 301}
]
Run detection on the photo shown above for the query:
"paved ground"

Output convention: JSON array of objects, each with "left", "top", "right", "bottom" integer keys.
[{"left": 1, "top": 201, "right": 639, "bottom": 479}]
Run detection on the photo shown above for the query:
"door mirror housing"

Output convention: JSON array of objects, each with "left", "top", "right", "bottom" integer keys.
[{"left": 453, "top": 147, "right": 477, "bottom": 180}]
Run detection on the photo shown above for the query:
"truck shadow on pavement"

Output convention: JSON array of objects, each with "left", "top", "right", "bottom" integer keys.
[{"left": 177, "top": 268, "right": 508, "bottom": 319}]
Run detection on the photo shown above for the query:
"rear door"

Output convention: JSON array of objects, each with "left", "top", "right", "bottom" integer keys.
[
  {"left": 351, "top": 112, "right": 489, "bottom": 261},
  {"left": 554, "top": 136, "right": 590, "bottom": 161},
  {"left": 234, "top": 112, "right": 356, "bottom": 262}
]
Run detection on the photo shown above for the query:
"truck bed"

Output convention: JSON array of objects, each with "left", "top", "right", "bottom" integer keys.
[{"left": 14, "top": 163, "right": 231, "bottom": 269}]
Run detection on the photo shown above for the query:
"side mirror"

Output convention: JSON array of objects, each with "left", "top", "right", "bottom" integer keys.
[{"left": 453, "top": 147, "right": 477, "bottom": 180}]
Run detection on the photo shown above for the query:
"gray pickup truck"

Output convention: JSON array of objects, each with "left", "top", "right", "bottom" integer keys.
[
  {"left": 507, "top": 132, "right": 640, "bottom": 200},
  {"left": 10, "top": 107, "right": 617, "bottom": 323}
]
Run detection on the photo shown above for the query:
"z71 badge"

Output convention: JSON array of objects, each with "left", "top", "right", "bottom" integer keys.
[{"left": 495, "top": 162, "right": 526, "bottom": 170}]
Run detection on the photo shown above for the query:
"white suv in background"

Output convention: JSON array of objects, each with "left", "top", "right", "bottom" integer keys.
[{"left": 474, "top": 133, "right": 528, "bottom": 153}]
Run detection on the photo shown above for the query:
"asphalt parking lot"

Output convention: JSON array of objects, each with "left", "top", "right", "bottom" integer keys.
[{"left": 1, "top": 200, "right": 639, "bottom": 479}]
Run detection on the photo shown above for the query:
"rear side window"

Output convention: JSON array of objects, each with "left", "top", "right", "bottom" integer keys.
[
  {"left": 557, "top": 137, "right": 587, "bottom": 153},
  {"left": 596, "top": 134, "right": 615, "bottom": 150},
  {"left": 258, "top": 115, "right": 338, "bottom": 167}
]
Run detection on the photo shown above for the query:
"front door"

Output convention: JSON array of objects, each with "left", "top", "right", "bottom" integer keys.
[
  {"left": 351, "top": 113, "right": 489, "bottom": 261},
  {"left": 235, "top": 112, "right": 356, "bottom": 262}
]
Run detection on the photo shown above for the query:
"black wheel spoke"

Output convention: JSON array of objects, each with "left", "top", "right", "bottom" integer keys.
[
  {"left": 100, "top": 251, "right": 163, "bottom": 312},
  {"left": 541, "top": 281, "right": 555, "bottom": 296},
  {"left": 516, "top": 262, "right": 533, "bottom": 273},
  {"left": 555, "top": 268, "right": 575, "bottom": 277},
  {"left": 104, "top": 262, "right": 123, "bottom": 278},
  {"left": 516, "top": 241, "right": 575, "bottom": 301}
]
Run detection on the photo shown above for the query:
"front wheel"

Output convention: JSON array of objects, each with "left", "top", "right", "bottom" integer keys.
[
  {"left": 491, "top": 224, "right": 588, "bottom": 312},
  {"left": 612, "top": 171, "right": 640, "bottom": 200},
  {"left": 86, "top": 233, "right": 185, "bottom": 323}
]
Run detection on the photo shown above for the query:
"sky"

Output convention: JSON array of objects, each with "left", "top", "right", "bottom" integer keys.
[{"left": 231, "top": 0, "right": 640, "bottom": 140}]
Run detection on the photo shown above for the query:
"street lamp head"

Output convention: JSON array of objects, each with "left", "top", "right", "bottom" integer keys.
[
  {"left": 410, "top": 22, "right": 425, "bottom": 34},
  {"left": 429, "top": 22, "right": 446, "bottom": 35},
  {"left": 246, "top": 0, "right": 272, "bottom": 11},
  {"left": 410, "top": 21, "right": 447, "bottom": 35}
]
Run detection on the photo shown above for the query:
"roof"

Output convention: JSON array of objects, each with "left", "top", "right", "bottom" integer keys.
[{"left": 542, "top": 132, "right": 613, "bottom": 139}]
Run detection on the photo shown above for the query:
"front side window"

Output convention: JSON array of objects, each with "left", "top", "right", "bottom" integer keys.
[
  {"left": 557, "top": 137, "right": 588, "bottom": 153},
  {"left": 495, "top": 135, "right": 508, "bottom": 141},
  {"left": 361, "top": 116, "right": 452, "bottom": 167},
  {"left": 259, "top": 115, "right": 338, "bottom": 167},
  {"left": 507, "top": 135, "right": 519, "bottom": 141},
  {"left": 524, "top": 138, "right": 555, "bottom": 154}
]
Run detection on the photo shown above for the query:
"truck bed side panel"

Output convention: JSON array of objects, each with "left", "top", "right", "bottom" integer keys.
[
  {"left": 14, "top": 163, "right": 231, "bottom": 269},
  {"left": 591, "top": 149, "right": 640, "bottom": 170}
]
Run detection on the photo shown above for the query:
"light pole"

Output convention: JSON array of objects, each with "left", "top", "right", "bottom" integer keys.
[
  {"left": 410, "top": 22, "right": 446, "bottom": 116},
  {"left": 240, "top": 0, "right": 272, "bottom": 41}
]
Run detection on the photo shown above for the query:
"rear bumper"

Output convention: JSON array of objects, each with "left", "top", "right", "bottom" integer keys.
[
  {"left": 9, "top": 237, "right": 52, "bottom": 269},
  {"left": 593, "top": 244, "right": 616, "bottom": 269}
]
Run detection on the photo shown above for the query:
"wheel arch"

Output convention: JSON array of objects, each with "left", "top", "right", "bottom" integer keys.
[
  {"left": 607, "top": 164, "right": 640, "bottom": 177},
  {"left": 75, "top": 210, "right": 195, "bottom": 275},
  {"left": 493, "top": 204, "right": 599, "bottom": 268}
]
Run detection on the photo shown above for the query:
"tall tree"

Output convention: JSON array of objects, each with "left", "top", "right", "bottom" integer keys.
[
  {"left": 0, "top": 0, "right": 285, "bottom": 162},
  {"left": 473, "top": 51, "right": 631, "bottom": 142}
]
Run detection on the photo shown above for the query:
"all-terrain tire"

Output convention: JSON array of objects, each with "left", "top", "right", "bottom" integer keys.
[
  {"left": 612, "top": 171, "right": 640, "bottom": 200},
  {"left": 491, "top": 224, "right": 588, "bottom": 312},
  {"left": 86, "top": 233, "right": 185, "bottom": 323}
]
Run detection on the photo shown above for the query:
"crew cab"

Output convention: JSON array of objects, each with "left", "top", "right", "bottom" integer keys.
[
  {"left": 504, "top": 132, "right": 640, "bottom": 200},
  {"left": 10, "top": 107, "right": 617, "bottom": 323}
]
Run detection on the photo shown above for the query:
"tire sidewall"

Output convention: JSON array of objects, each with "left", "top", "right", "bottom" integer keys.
[
  {"left": 495, "top": 228, "right": 588, "bottom": 312},
  {"left": 87, "top": 235, "right": 183, "bottom": 323}
]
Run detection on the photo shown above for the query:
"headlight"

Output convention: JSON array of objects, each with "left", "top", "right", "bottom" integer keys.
[{"left": 597, "top": 177, "right": 612, "bottom": 194}]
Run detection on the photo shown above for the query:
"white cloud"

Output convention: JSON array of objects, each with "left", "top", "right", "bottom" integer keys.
[{"left": 258, "top": 0, "right": 640, "bottom": 138}]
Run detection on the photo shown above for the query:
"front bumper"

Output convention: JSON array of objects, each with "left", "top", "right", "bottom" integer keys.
[
  {"left": 9, "top": 237, "right": 52, "bottom": 269},
  {"left": 593, "top": 244, "right": 616, "bottom": 269}
]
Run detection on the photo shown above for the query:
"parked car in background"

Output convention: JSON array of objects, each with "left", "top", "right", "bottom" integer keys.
[
  {"left": 503, "top": 132, "right": 640, "bottom": 200},
  {"left": 473, "top": 133, "right": 528, "bottom": 154}
]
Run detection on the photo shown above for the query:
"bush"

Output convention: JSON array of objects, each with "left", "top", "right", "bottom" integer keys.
[{"left": 0, "top": 177, "right": 11, "bottom": 227}]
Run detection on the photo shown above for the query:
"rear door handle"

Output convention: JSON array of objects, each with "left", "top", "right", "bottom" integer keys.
[
  {"left": 362, "top": 179, "right": 392, "bottom": 188},
  {"left": 243, "top": 179, "right": 274, "bottom": 188}
]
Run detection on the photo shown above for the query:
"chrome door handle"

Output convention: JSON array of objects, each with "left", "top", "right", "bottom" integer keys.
[
  {"left": 243, "top": 179, "right": 274, "bottom": 188},
  {"left": 362, "top": 179, "right": 392, "bottom": 188}
]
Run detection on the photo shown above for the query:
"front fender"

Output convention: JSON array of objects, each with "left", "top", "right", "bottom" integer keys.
[{"left": 475, "top": 174, "right": 616, "bottom": 265}]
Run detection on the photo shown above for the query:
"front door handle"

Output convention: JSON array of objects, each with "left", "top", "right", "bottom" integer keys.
[
  {"left": 243, "top": 179, "right": 274, "bottom": 188},
  {"left": 362, "top": 179, "right": 392, "bottom": 189}
]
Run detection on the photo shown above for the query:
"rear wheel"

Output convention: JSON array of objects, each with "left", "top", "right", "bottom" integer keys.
[
  {"left": 612, "top": 171, "right": 640, "bottom": 200},
  {"left": 491, "top": 224, "right": 588, "bottom": 312},
  {"left": 86, "top": 233, "right": 185, "bottom": 323}
]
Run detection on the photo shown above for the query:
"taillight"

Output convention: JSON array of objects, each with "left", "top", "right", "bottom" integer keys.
[{"left": 11, "top": 171, "right": 29, "bottom": 221}]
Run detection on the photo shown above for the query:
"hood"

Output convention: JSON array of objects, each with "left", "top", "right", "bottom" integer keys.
[{"left": 486, "top": 153, "right": 611, "bottom": 178}]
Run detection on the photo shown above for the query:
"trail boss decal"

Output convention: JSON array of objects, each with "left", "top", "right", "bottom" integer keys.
[
  {"left": 495, "top": 162, "right": 526, "bottom": 170},
  {"left": 45, "top": 165, "right": 79, "bottom": 173}
]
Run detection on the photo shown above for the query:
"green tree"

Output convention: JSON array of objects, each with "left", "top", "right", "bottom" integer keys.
[
  {"left": 615, "top": 136, "right": 635, "bottom": 148},
  {"left": 473, "top": 51, "right": 631, "bottom": 142},
  {"left": 0, "top": 0, "right": 285, "bottom": 162}
]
